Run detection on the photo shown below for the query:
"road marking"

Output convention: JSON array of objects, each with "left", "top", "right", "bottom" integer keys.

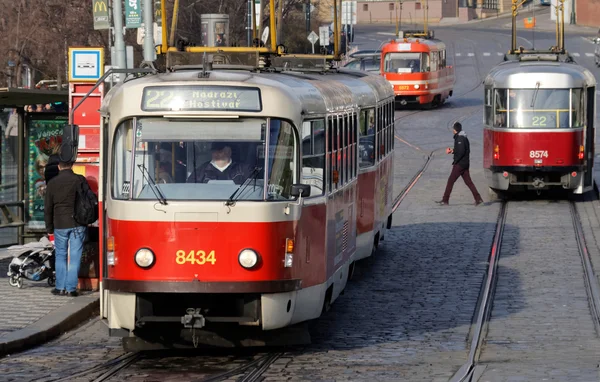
[
  {"left": 377, "top": 32, "right": 396, "bottom": 36},
  {"left": 456, "top": 53, "right": 462, "bottom": 56},
  {"left": 483, "top": 52, "right": 491, "bottom": 56},
  {"left": 497, "top": 52, "right": 504, "bottom": 56},
  {"left": 468, "top": 53, "right": 475, "bottom": 57},
  {"left": 572, "top": 52, "right": 580, "bottom": 57},
  {"left": 585, "top": 53, "right": 594, "bottom": 57}
]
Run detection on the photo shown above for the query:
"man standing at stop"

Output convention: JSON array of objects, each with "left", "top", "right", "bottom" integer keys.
[{"left": 437, "top": 122, "right": 484, "bottom": 206}]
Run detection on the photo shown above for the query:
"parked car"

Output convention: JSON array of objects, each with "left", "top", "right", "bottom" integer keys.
[
  {"left": 594, "top": 36, "right": 600, "bottom": 67},
  {"left": 343, "top": 50, "right": 381, "bottom": 73}
]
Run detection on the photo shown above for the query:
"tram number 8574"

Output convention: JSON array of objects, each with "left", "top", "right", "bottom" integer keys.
[{"left": 529, "top": 150, "right": 549, "bottom": 159}]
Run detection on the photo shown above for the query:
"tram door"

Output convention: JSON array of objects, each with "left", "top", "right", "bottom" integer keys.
[{"left": 585, "top": 86, "right": 595, "bottom": 188}]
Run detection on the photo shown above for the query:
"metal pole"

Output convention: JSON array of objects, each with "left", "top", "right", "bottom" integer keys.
[
  {"left": 143, "top": 0, "right": 155, "bottom": 61},
  {"left": 559, "top": 0, "right": 564, "bottom": 51},
  {"left": 248, "top": 0, "right": 252, "bottom": 46},
  {"left": 16, "top": 109, "right": 23, "bottom": 245},
  {"left": 333, "top": 0, "right": 339, "bottom": 58},
  {"left": 555, "top": 5, "right": 559, "bottom": 49},
  {"left": 269, "top": 0, "right": 276, "bottom": 51},
  {"left": 252, "top": 0, "right": 257, "bottom": 41},
  {"left": 395, "top": 0, "right": 399, "bottom": 36},
  {"left": 570, "top": 0, "right": 575, "bottom": 24},
  {"left": 511, "top": 0, "right": 517, "bottom": 53},
  {"left": 169, "top": 0, "right": 180, "bottom": 48},
  {"left": 113, "top": 0, "right": 127, "bottom": 78}
]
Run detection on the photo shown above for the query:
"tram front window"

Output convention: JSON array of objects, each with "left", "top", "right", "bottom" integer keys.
[
  {"left": 493, "top": 88, "right": 583, "bottom": 129},
  {"left": 383, "top": 52, "right": 422, "bottom": 73},
  {"left": 112, "top": 118, "right": 297, "bottom": 201}
]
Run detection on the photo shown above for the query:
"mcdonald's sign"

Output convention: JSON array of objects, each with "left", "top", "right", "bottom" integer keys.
[{"left": 93, "top": 0, "right": 110, "bottom": 30}]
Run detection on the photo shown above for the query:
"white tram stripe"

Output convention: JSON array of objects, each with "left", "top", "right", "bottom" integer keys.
[{"left": 585, "top": 53, "right": 594, "bottom": 57}]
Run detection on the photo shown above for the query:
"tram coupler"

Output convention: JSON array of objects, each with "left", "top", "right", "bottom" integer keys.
[
  {"left": 181, "top": 308, "right": 206, "bottom": 329},
  {"left": 532, "top": 178, "right": 545, "bottom": 189}
]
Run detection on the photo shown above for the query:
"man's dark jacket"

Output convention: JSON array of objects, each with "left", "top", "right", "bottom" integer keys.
[
  {"left": 44, "top": 169, "right": 84, "bottom": 234},
  {"left": 44, "top": 155, "right": 60, "bottom": 184},
  {"left": 186, "top": 162, "right": 251, "bottom": 184},
  {"left": 452, "top": 131, "right": 470, "bottom": 169}
]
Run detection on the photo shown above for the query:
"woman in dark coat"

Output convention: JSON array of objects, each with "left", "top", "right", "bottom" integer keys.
[{"left": 44, "top": 154, "right": 60, "bottom": 184}]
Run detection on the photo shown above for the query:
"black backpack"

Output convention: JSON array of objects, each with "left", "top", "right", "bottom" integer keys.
[{"left": 73, "top": 175, "right": 98, "bottom": 226}]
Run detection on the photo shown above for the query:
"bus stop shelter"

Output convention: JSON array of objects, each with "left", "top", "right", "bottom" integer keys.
[{"left": 0, "top": 88, "right": 68, "bottom": 245}]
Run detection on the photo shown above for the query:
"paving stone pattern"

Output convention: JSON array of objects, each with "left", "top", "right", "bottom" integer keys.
[
  {"left": 0, "top": 258, "right": 78, "bottom": 339},
  {"left": 478, "top": 201, "right": 600, "bottom": 381}
]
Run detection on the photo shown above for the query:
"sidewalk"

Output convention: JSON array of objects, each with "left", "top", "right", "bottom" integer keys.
[{"left": 0, "top": 249, "right": 99, "bottom": 357}]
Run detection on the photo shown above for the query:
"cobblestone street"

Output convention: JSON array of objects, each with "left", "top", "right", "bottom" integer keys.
[{"left": 1, "top": 10, "right": 600, "bottom": 382}]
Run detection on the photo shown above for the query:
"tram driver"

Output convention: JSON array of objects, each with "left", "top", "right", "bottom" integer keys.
[{"left": 186, "top": 142, "right": 252, "bottom": 185}]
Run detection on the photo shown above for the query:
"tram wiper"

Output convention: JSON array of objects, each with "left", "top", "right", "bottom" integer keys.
[
  {"left": 225, "top": 167, "right": 262, "bottom": 207},
  {"left": 531, "top": 82, "right": 540, "bottom": 108},
  {"left": 137, "top": 164, "right": 168, "bottom": 205}
]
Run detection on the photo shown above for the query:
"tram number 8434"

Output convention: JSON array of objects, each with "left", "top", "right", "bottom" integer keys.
[
  {"left": 176, "top": 250, "right": 217, "bottom": 265},
  {"left": 529, "top": 150, "right": 549, "bottom": 159}
]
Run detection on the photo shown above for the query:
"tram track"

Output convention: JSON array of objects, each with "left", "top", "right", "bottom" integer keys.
[{"left": 449, "top": 200, "right": 600, "bottom": 382}]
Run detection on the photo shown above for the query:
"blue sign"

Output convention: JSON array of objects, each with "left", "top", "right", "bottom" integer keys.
[{"left": 68, "top": 48, "right": 104, "bottom": 82}]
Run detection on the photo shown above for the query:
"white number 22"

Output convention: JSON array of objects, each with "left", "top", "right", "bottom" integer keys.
[{"left": 529, "top": 150, "right": 548, "bottom": 159}]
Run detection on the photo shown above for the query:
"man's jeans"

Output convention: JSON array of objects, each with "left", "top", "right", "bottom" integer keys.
[{"left": 54, "top": 227, "right": 86, "bottom": 292}]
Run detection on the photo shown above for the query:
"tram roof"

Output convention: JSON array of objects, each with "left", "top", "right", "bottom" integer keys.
[
  {"left": 484, "top": 60, "right": 596, "bottom": 89},
  {"left": 382, "top": 38, "right": 446, "bottom": 52},
  {"left": 101, "top": 68, "right": 394, "bottom": 118}
]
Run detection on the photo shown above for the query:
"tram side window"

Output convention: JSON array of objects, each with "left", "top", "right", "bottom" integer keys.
[
  {"left": 440, "top": 50, "right": 446, "bottom": 68},
  {"left": 328, "top": 118, "right": 333, "bottom": 192},
  {"left": 377, "top": 106, "right": 384, "bottom": 160},
  {"left": 571, "top": 88, "right": 584, "bottom": 127},
  {"left": 359, "top": 109, "right": 375, "bottom": 168},
  {"left": 430, "top": 52, "right": 438, "bottom": 72},
  {"left": 301, "top": 120, "right": 325, "bottom": 196},
  {"left": 341, "top": 116, "right": 347, "bottom": 186},
  {"left": 484, "top": 87, "right": 493, "bottom": 126},
  {"left": 494, "top": 89, "right": 508, "bottom": 127},
  {"left": 112, "top": 120, "right": 134, "bottom": 200},
  {"left": 422, "top": 53, "right": 431, "bottom": 72},
  {"left": 351, "top": 113, "right": 357, "bottom": 178}
]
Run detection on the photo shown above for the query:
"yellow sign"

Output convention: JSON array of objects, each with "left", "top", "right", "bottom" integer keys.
[
  {"left": 395, "top": 85, "right": 410, "bottom": 91},
  {"left": 73, "top": 165, "right": 86, "bottom": 176},
  {"left": 94, "top": 0, "right": 107, "bottom": 12},
  {"left": 175, "top": 250, "right": 216, "bottom": 265}
]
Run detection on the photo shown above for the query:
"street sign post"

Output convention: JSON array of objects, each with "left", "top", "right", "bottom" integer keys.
[
  {"left": 319, "top": 26, "right": 330, "bottom": 47},
  {"left": 125, "top": 0, "right": 142, "bottom": 28},
  {"left": 92, "top": 0, "right": 110, "bottom": 30},
  {"left": 307, "top": 31, "right": 319, "bottom": 54},
  {"left": 68, "top": 47, "right": 104, "bottom": 82}
]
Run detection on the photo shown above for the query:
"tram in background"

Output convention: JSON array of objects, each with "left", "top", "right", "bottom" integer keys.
[
  {"left": 380, "top": 30, "right": 454, "bottom": 109},
  {"left": 483, "top": 2, "right": 596, "bottom": 198},
  {"left": 81, "top": 57, "right": 395, "bottom": 349}
]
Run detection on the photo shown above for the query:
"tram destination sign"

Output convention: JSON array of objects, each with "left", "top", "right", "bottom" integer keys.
[{"left": 141, "top": 86, "right": 262, "bottom": 112}]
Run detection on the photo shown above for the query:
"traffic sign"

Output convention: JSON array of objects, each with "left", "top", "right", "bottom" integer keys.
[
  {"left": 92, "top": 0, "right": 110, "bottom": 30},
  {"left": 68, "top": 47, "right": 104, "bottom": 82},
  {"left": 342, "top": 1, "right": 357, "bottom": 25},
  {"left": 307, "top": 31, "right": 319, "bottom": 54},
  {"left": 136, "top": 23, "right": 162, "bottom": 46},
  {"left": 319, "top": 26, "right": 330, "bottom": 47}
]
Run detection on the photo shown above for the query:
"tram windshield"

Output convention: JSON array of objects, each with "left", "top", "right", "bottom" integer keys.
[
  {"left": 492, "top": 88, "right": 584, "bottom": 128},
  {"left": 383, "top": 52, "right": 424, "bottom": 73},
  {"left": 112, "top": 118, "right": 297, "bottom": 202}
]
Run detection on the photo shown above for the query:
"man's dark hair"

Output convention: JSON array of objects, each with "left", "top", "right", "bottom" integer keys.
[
  {"left": 59, "top": 161, "right": 74, "bottom": 169},
  {"left": 453, "top": 122, "right": 462, "bottom": 132}
]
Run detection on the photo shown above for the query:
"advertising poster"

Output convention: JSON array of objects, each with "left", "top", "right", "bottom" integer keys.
[{"left": 27, "top": 114, "right": 67, "bottom": 230}]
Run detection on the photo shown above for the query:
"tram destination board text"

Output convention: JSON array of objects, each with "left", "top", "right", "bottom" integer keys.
[{"left": 141, "top": 86, "right": 262, "bottom": 112}]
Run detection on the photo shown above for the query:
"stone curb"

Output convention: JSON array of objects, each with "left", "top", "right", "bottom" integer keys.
[{"left": 0, "top": 293, "right": 99, "bottom": 358}]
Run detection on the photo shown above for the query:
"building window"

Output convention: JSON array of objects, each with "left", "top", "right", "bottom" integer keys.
[
  {"left": 363, "top": 4, "right": 368, "bottom": 11},
  {"left": 389, "top": 3, "right": 394, "bottom": 10}
]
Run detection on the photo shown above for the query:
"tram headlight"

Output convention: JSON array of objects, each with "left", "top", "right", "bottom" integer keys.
[
  {"left": 414, "top": 84, "right": 420, "bottom": 89},
  {"left": 134, "top": 248, "right": 155, "bottom": 268},
  {"left": 238, "top": 249, "right": 259, "bottom": 269}
]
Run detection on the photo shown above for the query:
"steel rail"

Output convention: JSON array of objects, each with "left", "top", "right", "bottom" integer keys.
[{"left": 449, "top": 201, "right": 508, "bottom": 382}]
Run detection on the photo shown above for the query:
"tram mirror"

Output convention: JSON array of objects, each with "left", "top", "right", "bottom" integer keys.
[
  {"left": 59, "top": 124, "right": 79, "bottom": 163},
  {"left": 291, "top": 184, "right": 311, "bottom": 198}
]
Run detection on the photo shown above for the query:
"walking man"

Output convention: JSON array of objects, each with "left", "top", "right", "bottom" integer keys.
[
  {"left": 44, "top": 161, "right": 87, "bottom": 296},
  {"left": 437, "top": 122, "right": 484, "bottom": 206}
]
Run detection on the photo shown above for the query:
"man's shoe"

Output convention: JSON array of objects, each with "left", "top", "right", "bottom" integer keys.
[
  {"left": 475, "top": 199, "right": 484, "bottom": 206},
  {"left": 51, "top": 288, "right": 65, "bottom": 296},
  {"left": 67, "top": 291, "right": 79, "bottom": 297},
  {"left": 436, "top": 200, "right": 449, "bottom": 206}
]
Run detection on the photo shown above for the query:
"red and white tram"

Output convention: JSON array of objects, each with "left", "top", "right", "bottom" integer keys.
[
  {"left": 83, "top": 59, "right": 395, "bottom": 348},
  {"left": 380, "top": 30, "right": 454, "bottom": 109},
  {"left": 483, "top": 53, "right": 596, "bottom": 198}
]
